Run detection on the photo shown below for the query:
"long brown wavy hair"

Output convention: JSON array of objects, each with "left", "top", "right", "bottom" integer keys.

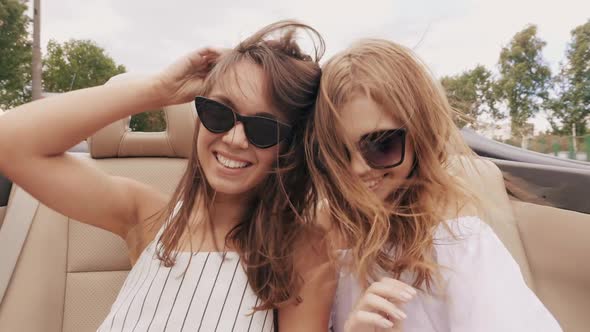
[
  {"left": 154, "top": 20, "right": 325, "bottom": 309},
  {"left": 306, "top": 39, "right": 478, "bottom": 291}
]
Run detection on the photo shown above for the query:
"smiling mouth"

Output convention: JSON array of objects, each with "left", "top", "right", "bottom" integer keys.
[
  {"left": 365, "top": 179, "right": 381, "bottom": 190},
  {"left": 215, "top": 152, "right": 252, "bottom": 169},
  {"left": 364, "top": 174, "right": 386, "bottom": 190}
]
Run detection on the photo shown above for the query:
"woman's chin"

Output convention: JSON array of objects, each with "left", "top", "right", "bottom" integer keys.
[{"left": 206, "top": 178, "right": 255, "bottom": 197}]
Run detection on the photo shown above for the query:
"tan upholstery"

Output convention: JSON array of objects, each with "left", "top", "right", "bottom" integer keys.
[
  {"left": 0, "top": 158, "right": 187, "bottom": 332},
  {"left": 0, "top": 206, "right": 5, "bottom": 228},
  {"left": 88, "top": 103, "right": 196, "bottom": 159},
  {"left": 512, "top": 201, "right": 590, "bottom": 332},
  {"left": 0, "top": 188, "right": 40, "bottom": 303},
  {"left": 0, "top": 185, "right": 16, "bottom": 229},
  {"left": 0, "top": 78, "right": 194, "bottom": 331},
  {"left": 87, "top": 74, "right": 197, "bottom": 159},
  {"left": 0, "top": 204, "right": 71, "bottom": 331},
  {"left": 450, "top": 157, "right": 534, "bottom": 287}
]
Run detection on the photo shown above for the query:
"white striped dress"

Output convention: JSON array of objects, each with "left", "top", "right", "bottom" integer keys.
[{"left": 97, "top": 215, "right": 274, "bottom": 332}]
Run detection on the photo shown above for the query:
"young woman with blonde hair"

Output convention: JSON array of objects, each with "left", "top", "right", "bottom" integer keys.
[
  {"left": 306, "top": 39, "right": 561, "bottom": 331},
  {"left": 0, "top": 21, "right": 334, "bottom": 331}
]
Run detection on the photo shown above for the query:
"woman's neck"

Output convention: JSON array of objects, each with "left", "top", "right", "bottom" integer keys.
[
  {"left": 208, "top": 191, "right": 252, "bottom": 228},
  {"left": 184, "top": 191, "right": 254, "bottom": 249}
]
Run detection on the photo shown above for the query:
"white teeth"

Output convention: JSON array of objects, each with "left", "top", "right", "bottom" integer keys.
[
  {"left": 365, "top": 178, "right": 381, "bottom": 189},
  {"left": 216, "top": 153, "right": 249, "bottom": 169}
]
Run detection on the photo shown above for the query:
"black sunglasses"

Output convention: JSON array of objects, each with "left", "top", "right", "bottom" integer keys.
[
  {"left": 194, "top": 96, "right": 292, "bottom": 149},
  {"left": 356, "top": 128, "right": 407, "bottom": 169}
]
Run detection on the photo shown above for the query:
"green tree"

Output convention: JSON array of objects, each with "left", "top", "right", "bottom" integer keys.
[
  {"left": 497, "top": 25, "right": 552, "bottom": 142},
  {"left": 441, "top": 65, "right": 502, "bottom": 129},
  {"left": 42, "top": 39, "right": 165, "bottom": 131},
  {"left": 129, "top": 110, "right": 167, "bottom": 132},
  {"left": 0, "top": 0, "right": 32, "bottom": 109},
  {"left": 548, "top": 20, "right": 590, "bottom": 137},
  {"left": 43, "top": 39, "right": 126, "bottom": 92}
]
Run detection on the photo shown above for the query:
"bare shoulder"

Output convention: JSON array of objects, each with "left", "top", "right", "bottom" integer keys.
[
  {"left": 294, "top": 227, "right": 331, "bottom": 269},
  {"left": 279, "top": 227, "right": 337, "bottom": 331}
]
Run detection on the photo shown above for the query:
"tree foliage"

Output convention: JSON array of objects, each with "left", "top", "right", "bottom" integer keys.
[
  {"left": 41, "top": 39, "right": 165, "bottom": 131},
  {"left": 0, "top": 0, "right": 31, "bottom": 109},
  {"left": 497, "top": 25, "right": 551, "bottom": 140},
  {"left": 548, "top": 20, "right": 590, "bottom": 136},
  {"left": 42, "top": 39, "right": 126, "bottom": 92},
  {"left": 441, "top": 65, "right": 502, "bottom": 129},
  {"left": 129, "top": 110, "right": 167, "bottom": 132}
]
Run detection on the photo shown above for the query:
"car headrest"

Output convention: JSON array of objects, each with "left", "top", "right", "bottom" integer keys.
[
  {"left": 88, "top": 74, "right": 196, "bottom": 159},
  {"left": 447, "top": 156, "right": 534, "bottom": 286},
  {"left": 448, "top": 156, "right": 513, "bottom": 223}
]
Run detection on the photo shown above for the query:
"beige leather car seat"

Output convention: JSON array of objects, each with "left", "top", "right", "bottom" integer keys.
[
  {"left": 450, "top": 157, "right": 535, "bottom": 287},
  {"left": 511, "top": 201, "right": 590, "bottom": 332},
  {"left": 0, "top": 97, "right": 195, "bottom": 332},
  {"left": 453, "top": 157, "right": 590, "bottom": 331}
]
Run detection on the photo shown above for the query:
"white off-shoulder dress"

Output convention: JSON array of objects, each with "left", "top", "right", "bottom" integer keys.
[{"left": 331, "top": 216, "right": 562, "bottom": 332}]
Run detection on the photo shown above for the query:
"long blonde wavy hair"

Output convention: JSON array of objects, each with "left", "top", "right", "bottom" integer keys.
[
  {"left": 154, "top": 20, "right": 325, "bottom": 309},
  {"left": 306, "top": 39, "right": 478, "bottom": 290}
]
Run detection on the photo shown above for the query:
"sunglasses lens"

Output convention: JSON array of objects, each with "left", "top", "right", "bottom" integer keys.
[
  {"left": 245, "top": 117, "right": 283, "bottom": 148},
  {"left": 195, "top": 97, "right": 234, "bottom": 133},
  {"left": 361, "top": 130, "right": 405, "bottom": 168},
  {"left": 195, "top": 96, "right": 291, "bottom": 149}
]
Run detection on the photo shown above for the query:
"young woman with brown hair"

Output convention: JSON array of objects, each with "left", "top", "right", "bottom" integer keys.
[
  {"left": 307, "top": 39, "right": 561, "bottom": 331},
  {"left": 0, "top": 20, "right": 334, "bottom": 331}
]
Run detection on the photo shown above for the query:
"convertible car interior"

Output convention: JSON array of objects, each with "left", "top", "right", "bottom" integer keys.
[{"left": 0, "top": 75, "right": 589, "bottom": 332}]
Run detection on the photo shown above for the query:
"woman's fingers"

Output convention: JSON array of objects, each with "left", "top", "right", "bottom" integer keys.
[
  {"left": 154, "top": 46, "right": 225, "bottom": 104},
  {"left": 184, "top": 52, "right": 211, "bottom": 73},
  {"left": 367, "top": 277, "right": 417, "bottom": 303},
  {"left": 359, "top": 293, "right": 407, "bottom": 321},
  {"left": 198, "top": 47, "right": 228, "bottom": 58},
  {"left": 345, "top": 278, "right": 415, "bottom": 332},
  {"left": 351, "top": 310, "right": 395, "bottom": 329},
  {"left": 191, "top": 47, "right": 229, "bottom": 67}
]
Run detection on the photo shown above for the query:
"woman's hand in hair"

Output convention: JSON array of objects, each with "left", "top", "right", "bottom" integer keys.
[
  {"left": 344, "top": 277, "right": 416, "bottom": 332},
  {"left": 152, "top": 48, "right": 224, "bottom": 105}
]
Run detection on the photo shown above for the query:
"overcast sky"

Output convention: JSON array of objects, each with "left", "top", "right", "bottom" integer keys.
[
  {"left": 33, "top": 0, "right": 589, "bottom": 77},
  {"left": 29, "top": 0, "right": 589, "bottom": 134}
]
